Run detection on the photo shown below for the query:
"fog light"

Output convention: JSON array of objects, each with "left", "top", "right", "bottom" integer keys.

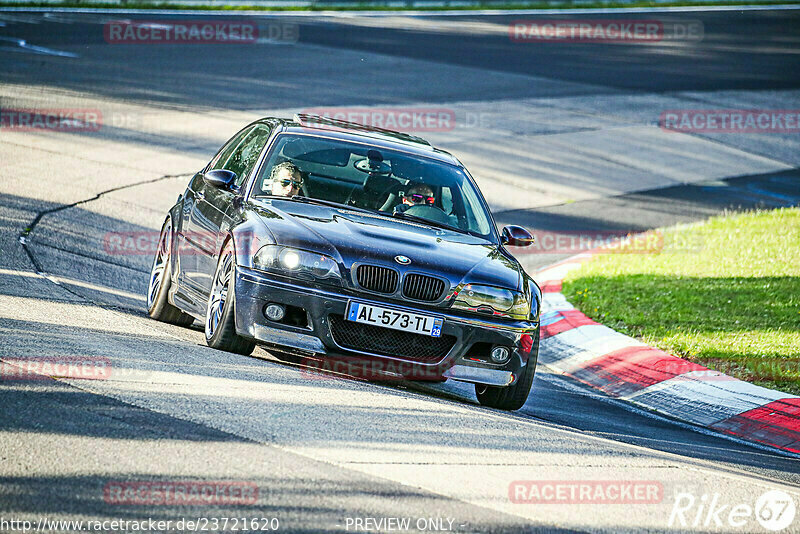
[
  {"left": 490, "top": 346, "right": 510, "bottom": 364},
  {"left": 265, "top": 303, "right": 285, "bottom": 322}
]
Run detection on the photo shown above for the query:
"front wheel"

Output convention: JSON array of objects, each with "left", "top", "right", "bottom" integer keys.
[
  {"left": 147, "top": 218, "right": 194, "bottom": 326},
  {"left": 205, "top": 241, "right": 255, "bottom": 356},
  {"left": 475, "top": 331, "right": 539, "bottom": 411}
]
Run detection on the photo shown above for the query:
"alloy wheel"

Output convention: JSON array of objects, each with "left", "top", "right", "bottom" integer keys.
[
  {"left": 206, "top": 249, "right": 232, "bottom": 340},
  {"left": 147, "top": 221, "right": 171, "bottom": 310}
]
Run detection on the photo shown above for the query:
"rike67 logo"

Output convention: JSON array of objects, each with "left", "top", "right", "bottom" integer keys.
[{"left": 669, "top": 489, "right": 796, "bottom": 531}]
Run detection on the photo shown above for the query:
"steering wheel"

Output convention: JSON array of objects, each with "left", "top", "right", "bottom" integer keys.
[{"left": 403, "top": 204, "right": 451, "bottom": 225}]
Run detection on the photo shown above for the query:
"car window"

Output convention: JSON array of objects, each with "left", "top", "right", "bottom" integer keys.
[
  {"left": 219, "top": 124, "right": 273, "bottom": 187},
  {"left": 209, "top": 126, "right": 254, "bottom": 173},
  {"left": 253, "top": 133, "right": 495, "bottom": 240}
]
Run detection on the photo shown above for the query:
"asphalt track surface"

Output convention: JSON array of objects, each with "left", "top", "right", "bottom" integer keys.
[{"left": 1, "top": 8, "right": 800, "bottom": 533}]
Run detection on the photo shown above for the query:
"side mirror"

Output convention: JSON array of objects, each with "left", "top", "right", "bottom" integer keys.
[
  {"left": 203, "top": 169, "right": 237, "bottom": 189},
  {"left": 501, "top": 225, "right": 535, "bottom": 247}
]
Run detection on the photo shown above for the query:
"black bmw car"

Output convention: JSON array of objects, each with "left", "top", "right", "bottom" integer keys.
[{"left": 147, "top": 114, "right": 541, "bottom": 410}]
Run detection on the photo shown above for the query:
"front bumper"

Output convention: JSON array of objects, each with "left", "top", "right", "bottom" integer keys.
[{"left": 234, "top": 266, "right": 539, "bottom": 386}]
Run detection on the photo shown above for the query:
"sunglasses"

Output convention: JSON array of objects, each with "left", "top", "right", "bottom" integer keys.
[
  {"left": 275, "top": 178, "right": 303, "bottom": 188},
  {"left": 407, "top": 193, "right": 435, "bottom": 205}
]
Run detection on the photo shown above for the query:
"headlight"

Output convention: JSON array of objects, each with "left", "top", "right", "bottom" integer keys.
[
  {"left": 253, "top": 245, "right": 340, "bottom": 281},
  {"left": 452, "top": 283, "right": 529, "bottom": 320}
]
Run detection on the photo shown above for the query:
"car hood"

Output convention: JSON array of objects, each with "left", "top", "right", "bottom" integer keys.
[{"left": 250, "top": 200, "right": 522, "bottom": 291}]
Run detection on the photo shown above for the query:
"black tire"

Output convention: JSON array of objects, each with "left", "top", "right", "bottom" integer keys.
[
  {"left": 147, "top": 218, "right": 194, "bottom": 326},
  {"left": 204, "top": 241, "right": 256, "bottom": 356},
  {"left": 475, "top": 330, "right": 539, "bottom": 411}
]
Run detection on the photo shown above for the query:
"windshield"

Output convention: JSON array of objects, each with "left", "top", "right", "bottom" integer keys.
[{"left": 252, "top": 134, "right": 495, "bottom": 239}]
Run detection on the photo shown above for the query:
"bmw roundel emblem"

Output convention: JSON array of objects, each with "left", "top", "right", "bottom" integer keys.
[{"left": 395, "top": 255, "right": 411, "bottom": 265}]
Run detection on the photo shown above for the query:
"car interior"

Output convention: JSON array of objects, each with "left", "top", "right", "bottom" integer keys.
[{"left": 253, "top": 135, "right": 481, "bottom": 232}]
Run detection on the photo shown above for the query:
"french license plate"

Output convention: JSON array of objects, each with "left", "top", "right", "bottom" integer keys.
[{"left": 346, "top": 302, "right": 443, "bottom": 337}]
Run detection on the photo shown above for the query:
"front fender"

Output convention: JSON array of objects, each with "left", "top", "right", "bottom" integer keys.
[
  {"left": 168, "top": 194, "right": 184, "bottom": 231},
  {"left": 225, "top": 211, "right": 275, "bottom": 269},
  {"left": 525, "top": 274, "right": 542, "bottom": 322}
]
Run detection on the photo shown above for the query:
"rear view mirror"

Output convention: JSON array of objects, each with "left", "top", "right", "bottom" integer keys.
[
  {"left": 204, "top": 169, "right": 237, "bottom": 189},
  {"left": 501, "top": 225, "right": 535, "bottom": 247}
]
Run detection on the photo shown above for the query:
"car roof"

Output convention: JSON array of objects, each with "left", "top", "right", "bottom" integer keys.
[{"left": 255, "top": 115, "right": 461, "bottom": 166}]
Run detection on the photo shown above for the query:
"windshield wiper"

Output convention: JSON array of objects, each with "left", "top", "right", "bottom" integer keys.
[
  {"left": 391, "top": 211, "right": 470, "bottom": 235},
  {"left": 290, "top": 195, "right": 357, "bottom": 210},
  {"left": 254, "top": 194, "right": 371, "bottom": 213}
]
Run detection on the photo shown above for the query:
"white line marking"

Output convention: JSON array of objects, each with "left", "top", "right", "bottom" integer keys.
[{"left": 0, "top": 36, "right": 78, "bottom": 57}]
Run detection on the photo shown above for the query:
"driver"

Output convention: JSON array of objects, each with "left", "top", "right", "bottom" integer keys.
[
  {"left": 394, "top": 184, "right": 435, "bottom": 213},
  {"left": 267, "top": 161, "right": 304, "bottom": 197},
  {"left": 402, "top": 184, "right": 435, "bottom": 207}
]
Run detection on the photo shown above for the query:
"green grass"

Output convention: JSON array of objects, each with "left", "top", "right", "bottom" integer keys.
[
  {"left": 2, "top": 0, "right": 799, "bottom": 10},
  {"left": 563, "top": 208, "right": 800, "bottom": 395}
]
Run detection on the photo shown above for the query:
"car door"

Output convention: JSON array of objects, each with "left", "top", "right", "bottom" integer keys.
[
  {"left": 186, "top": 123, "right": 274, "bottom": 296},
  {"left": 179, "top": 126, "right": 254, "bottom": 294}
]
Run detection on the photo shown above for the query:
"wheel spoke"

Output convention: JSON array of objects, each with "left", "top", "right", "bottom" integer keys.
[
  {"left": 147, "top": 223, "right": 171, "bottom": 309},
  {"left": 149, "top": 279, "right": 161, "bottom": 299},
  {"left": 206, "top": 249, "right": 233, "bottom": 340}
]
